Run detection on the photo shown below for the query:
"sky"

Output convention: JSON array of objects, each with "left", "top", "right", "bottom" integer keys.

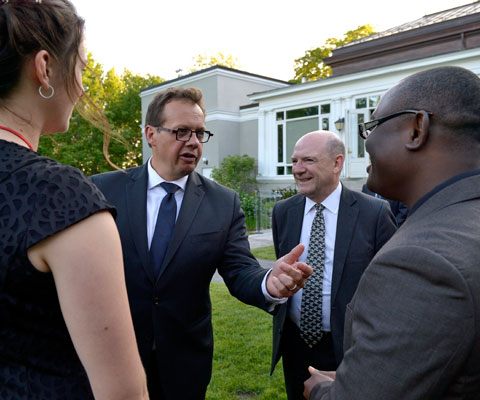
[{"left": 73, "top": 0, "right": 471, "bottom": 82}]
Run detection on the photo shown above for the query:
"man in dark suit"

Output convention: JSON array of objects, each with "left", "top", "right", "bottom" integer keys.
[
  {"left": 91, "top": 87, "right": 311, "bottom": 400},
  {"left": 305, "top": 66, "right": 480, "bottom": 399},
  {"left": 361, "top": 183, "right": 408, "bottom": 226},
  {"left": 270, "top": 131, "right": 397, "bottom": 399}
]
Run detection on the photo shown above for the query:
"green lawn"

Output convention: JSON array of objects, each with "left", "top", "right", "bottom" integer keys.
[
  {"left": 251, "top": 245, "right": 276, "bottom": 261},
  {"left": 207, "top": 282, "right": 287, "bottom": 400}
]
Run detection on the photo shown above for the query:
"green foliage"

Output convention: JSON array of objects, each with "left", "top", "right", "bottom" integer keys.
[
  {"left": 207, "top": 282, "right": 286, "bottom": 399},
  {"left": 273, "top": 186, "right": 298, "bottom": 200},
  {"left": 211, "top": 154, "right": 257, "bottom": 194},
  {"left": 292, "top": 24, "right": 376, "bottom": 83},
  {"left": 211, "top": 155, "right": 259, "bottom": 230},
  {"left": 188, "top": 52, "right": 242, "bottom": 73},
  {"left": 240, "top": 192, "right": 257, "bottom": 231},
  {"left": 38, "top": 52, "right": 164, "bottom": 176},
  {"left": 251, "top": 245, "right": 276, "bottom": 261},
  {"left": 292, "top": 46, "right": 332, "bottom": 83}
]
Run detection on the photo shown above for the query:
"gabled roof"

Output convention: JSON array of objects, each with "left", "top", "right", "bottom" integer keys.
[
  {"left": 343, "top": 1, "right": 480, "bottom": 47},
  {"left": 140, "top": 65, "right": 289, "bottom": 94},
  {"left": 324, "top": 1, "right": 480, "bottom": 77}
]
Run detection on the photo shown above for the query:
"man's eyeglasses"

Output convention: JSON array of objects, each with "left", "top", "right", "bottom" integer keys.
[
  {"left": 154, "top": 126, "right": 214, "bottom": 143},
  {"left": 359, "top": 109, "right": 434, "bottom": 139}
]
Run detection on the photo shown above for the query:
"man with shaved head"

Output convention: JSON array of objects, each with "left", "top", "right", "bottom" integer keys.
[
  {"left": 305, "top": 66, "right": 480, "bottom": 399},
  {"left": 270, "top": 130, "right": 397, "bottom": 399}
]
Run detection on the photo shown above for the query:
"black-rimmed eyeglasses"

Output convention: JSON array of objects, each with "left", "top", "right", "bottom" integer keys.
[
  {"left": 154, "top": 126, "right": 214, "bottom": 143},
  {"left": 359, "top": 109, "right": 434, "bottom": 139}
]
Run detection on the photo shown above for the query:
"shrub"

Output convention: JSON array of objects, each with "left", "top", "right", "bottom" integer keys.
[
  {"left": 273, "top": 186, "right": 298, "bottom": 200},
  {"left": 211, "top": 154, "right": 257, "bottom": 194}
]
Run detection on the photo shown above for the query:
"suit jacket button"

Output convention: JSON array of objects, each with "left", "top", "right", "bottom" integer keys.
[{"left": 153, "top": 297, "right": 159, "bottom": 305}]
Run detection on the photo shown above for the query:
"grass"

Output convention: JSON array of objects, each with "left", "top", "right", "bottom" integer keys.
[
  {"left": 206, "top": 282, "right": 287, "bottom": 400},
  {"left": 251, "top": 245, "right": 276, "bottom": 261}
]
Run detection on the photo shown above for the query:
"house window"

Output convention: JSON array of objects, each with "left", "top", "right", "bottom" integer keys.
[
  {"left": 277, "top": 125, "right": 283, "bottom": 163},
  {"left": 369, "top": 95, "right": 380, "bottom": 108},
  {"left": 286, "top": 106, "right": 318, "bottom": 119},
  {"left": 320, "top": 103, "right": 330, "bottom": 131},
  {"left": 276, "top": 104, "right": 330, "bottom": 175},
  {"left": 356, "top": 114, "right": 365, "bottom": 158},
  {"left": 354, "top": 95, "right": 380, "bottom": 158},
  {"left": 355, "top": 98, "right": 367, "bottom": 109}
]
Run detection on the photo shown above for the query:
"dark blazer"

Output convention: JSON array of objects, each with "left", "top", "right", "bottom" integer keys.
[
  {"left": 310, "top": 173, "right": 480, "bottom": 399},
  {"left": 271, "top": 185, "right": 396, "bottom": 372},
  {"left": 362, "top": 184, "right": 408, "bottom": 226},
  {"left": 91, "top": 165, "right": 268, "bottom": 399}
]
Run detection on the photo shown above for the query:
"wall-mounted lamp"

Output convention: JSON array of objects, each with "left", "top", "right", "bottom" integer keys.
[
  {"left": 202, "top": 157, "right": 208, "bottom": 165},
  {"left": 334, "top": 117, "right": 345, "bottom": 132}
]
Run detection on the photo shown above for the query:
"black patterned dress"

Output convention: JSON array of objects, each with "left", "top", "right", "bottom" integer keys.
[{"left": 0, "top": 140, "right": 115, "bottom": 399}]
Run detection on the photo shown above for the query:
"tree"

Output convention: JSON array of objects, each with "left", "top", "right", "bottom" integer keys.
[
  {"left": 292, "top": 25, "right": 376, "bottom": 83},
  {"left": 38, "top": 52, "right": 164, "bottom": 176},
  {"left": 188, "top": 52, "right": 241, "bottom": 73},
  {"left": 103, "top": 68, "right": 163, "bottom": 170},
  {"left": 211, "top": 154, "right": 257, "bottom": 194}
]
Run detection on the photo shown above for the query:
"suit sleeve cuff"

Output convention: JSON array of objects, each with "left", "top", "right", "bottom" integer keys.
[{"left": 261, "top": 269, "right": 288, "bottom": 311}]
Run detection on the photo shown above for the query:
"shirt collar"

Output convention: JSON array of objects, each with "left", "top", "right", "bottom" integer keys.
[
  {"left": 147, "top": 157, "right": 188, "bottom": 191},
  {"left": 304, "top": 182, "right": 342, "bottom": 215}
]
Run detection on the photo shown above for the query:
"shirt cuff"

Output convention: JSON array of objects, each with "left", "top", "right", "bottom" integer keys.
[{"left": 261, "top": 269, "right": 288, "bottom": 311}]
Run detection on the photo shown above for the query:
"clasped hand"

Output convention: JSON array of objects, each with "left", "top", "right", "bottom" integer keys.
[{"left": 303, "top": 367, "right": 336, "bottom": 399}]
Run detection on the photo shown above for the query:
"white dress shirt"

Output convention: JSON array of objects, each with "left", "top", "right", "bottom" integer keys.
[
  {"left": 146, "top": 159, "right": 188, "bottom": 249},
  {"left": 288, "top": 182, "right": 342, "bottom": 331}
]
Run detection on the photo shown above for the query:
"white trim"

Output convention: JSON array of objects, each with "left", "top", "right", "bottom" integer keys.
[
  {"left": 140, "top": 68, "right": 289, "bottom": 98},
  {"left": 238, "top": 109, "right": 258, "bottom": 122},
  {"left": 205, "top": 109, "right": 258, "bottom": 123},
  {"left": 205, "top": 111, "right": 239, "bottom": 123},
  {"left": 249, "top": 48, "right": 480, "bottom": 101}
]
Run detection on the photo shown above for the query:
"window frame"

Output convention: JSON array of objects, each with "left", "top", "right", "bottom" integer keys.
[{"left": 275, "top": 102, "right": 331, "bottom": 176}]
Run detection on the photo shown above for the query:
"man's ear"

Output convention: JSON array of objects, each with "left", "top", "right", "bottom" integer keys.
[
  {"left": 405, "top": 110, "right": 430, "bottom": 151},
  {"left": 333, "top": 154, "right": 345, "bottom": 174},
  {"left": 145, "top": 125, "right": 156, "bottom": 146}
]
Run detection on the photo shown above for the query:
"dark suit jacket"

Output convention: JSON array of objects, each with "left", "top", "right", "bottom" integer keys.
[
  {"left": 362, "top": 184, "right": 409, "bottom": 226},
  {"left": 271, "top": 185, "right": 397, "bottom": 372},
  {"left": 91, "top": 165, "right": 268, "bottom": 399},
  {"left": 311, "top": 173, "right": 480, "bottom": 399}
]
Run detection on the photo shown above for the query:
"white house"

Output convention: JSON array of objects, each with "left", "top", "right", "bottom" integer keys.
[{"left": 140, "top": 1, "right": 480, "bottom": 192}]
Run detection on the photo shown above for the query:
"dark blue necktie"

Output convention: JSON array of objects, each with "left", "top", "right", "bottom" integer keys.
[{"left": 150, "top": 182, "right": 179, "bottom": 278}]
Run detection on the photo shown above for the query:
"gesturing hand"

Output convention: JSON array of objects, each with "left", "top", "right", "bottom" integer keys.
[{"left": 266, "top": 243, "right": 312, "bottom": 298}]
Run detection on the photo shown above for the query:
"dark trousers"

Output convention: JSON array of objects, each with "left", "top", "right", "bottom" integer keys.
[
  {"left": 146, "top": 351, "right": 165, "bottom": 400},
  {"left": 281, "top": 318, "right": 337, "bottom": 400},
  {"left": 146, "top": 350, "right": 208, "bottom": 400}
]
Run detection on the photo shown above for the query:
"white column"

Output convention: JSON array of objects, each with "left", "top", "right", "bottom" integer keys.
[
  {"left": 257, "top": 108, "right": 276, "bottom": 178},
  {"left": 257, "top": 109, "right": 266, "bottom": 178},
  {"left": 332, "top": 98, "right": 347, "bottom": 178}
]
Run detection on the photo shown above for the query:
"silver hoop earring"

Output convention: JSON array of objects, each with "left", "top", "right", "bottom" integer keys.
[{"left": 38, "top": 85, "right": 54, "bottom": 99}]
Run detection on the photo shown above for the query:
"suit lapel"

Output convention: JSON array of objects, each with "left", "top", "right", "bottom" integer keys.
[
  {"left": 155, "top": 172, "right": 205, "bottom": 282},
  {"left": 125, "top": 164, "right": 155, "bottom": 283},
  {"left": 331, "top": 186, "right": 359, "bottom": 305},
  {"left": 286, "top": 195, "right": 305, "bottom": 254}
]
